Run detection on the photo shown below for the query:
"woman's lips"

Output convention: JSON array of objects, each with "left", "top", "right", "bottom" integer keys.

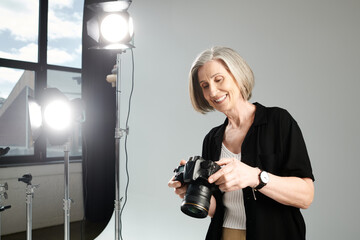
[{"left": 214, "top": 94, "right": 227, "bottom": 103}]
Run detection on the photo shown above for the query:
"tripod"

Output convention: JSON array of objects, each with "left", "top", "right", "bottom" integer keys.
[{"left": 19, "top": 174, "right": 39, "bottom": 240}]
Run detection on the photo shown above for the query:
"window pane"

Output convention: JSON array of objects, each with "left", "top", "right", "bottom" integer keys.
[
  {"left": 0, "top": 0, "right": 39, "bottom": 62},
  {"left": 46, "top": 70, "right": 82, "bottom": 158},
  {"left": 47, "top": 0, "right": 84, "bottom": 68},
  {"left": 0, "top": 67, "right": 35, "bottom": 156}
]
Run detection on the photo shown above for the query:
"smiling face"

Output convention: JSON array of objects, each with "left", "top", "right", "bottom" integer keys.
[{"left": 198, "top": 59, "right": 244, "bottom": 114}]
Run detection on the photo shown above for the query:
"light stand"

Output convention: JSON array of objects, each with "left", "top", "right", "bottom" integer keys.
[
  {"left": 0, "top": 182, "right": 11, "bottom": 240},
  {"left": 113, "top": 52, "right": 129, "bottom": 240},
  {"left": 63, "top": 140, "right": 72, "bottom": 240},
  {"left": 87, "top": 1, "right": 134, "bottom": 239},
  {"left": 28, "top": 88, "right": 84, "bottom": 240},
  {"left": 18, "top": 174, "right": 39, "bottom": 240}
]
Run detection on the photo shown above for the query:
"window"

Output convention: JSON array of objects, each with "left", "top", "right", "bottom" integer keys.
[
  {"left": 0, "top": 0, "right": 84, "bottom": 166},
  {"left": 48, "top": 0, "right": 83, "bottom": 68},
  {"left": 0, "top": 68, "right": 35, "bottom": 156}
]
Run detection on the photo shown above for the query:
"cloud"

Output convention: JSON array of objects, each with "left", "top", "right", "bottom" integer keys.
[
  {"left": 49, "top": 0, "right": 74, "bottom": 9},
  {"left": 47, "top": 48, "right": 76, "bottom": 65},
  {"left": 48, "top": 10, "right": 83, "bottom": 40},
  {"left": 0, "top": 43, "right": 38, "bottom": 62},
  {"left": 0, "top": 67, "right": 24, "bottom": 84},
  {"left": 0, "top": 0, "right": 82, "bottom": 68},
  {"left": 0, "top": 0, "right": 82, "bottom": 42},
  {"left": 0, "top": 0, "right": 39, "bottom": 42},
  {"left": 0, "top": 67, "right": 24, "bottom": 98},
  {"left": 0, "top": 43, "right": 77, "bottom": 66},
  {"left": 75, "top": 44, "right": 82, "bottom": 55},
  {"left": 46, "top": 0, "right": 83, "bottom": 40}
]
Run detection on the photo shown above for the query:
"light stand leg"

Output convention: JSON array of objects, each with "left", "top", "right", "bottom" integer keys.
[
  {"left": 0, "top": 184, "right": 3, "bottom": 240},
  {"left": 26, "top": 187, "right": 33, "bottom": 240},
  {"left": 0, "top": 205, "right": 13, "bottom": 240},
  {"left": 114, "top": 52, "right": 122, "bottom": 240},
  {"left": 64, "top": 141, "right": 71, "bottom": 240},
  {"left": 0, "top": 183, "right": 9, "bottom": 240},
  {"left": 18, "top": 176, "right": 38, "bottom": 240}
]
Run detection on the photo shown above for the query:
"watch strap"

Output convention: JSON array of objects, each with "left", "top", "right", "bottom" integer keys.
[{"left": 254, "top": 170, "right": 267, "bottom": 190}]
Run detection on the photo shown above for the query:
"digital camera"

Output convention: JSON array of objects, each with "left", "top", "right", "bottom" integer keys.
[{"left": 173, "top": 156, "right": 221, "bottom": 218}]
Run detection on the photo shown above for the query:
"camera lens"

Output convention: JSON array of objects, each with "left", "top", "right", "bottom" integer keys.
[
  {"left": 182, "top": 203, "right": 206, "bottom": 217},
  {"left": 181, "top": 180, "right": 212, "bottom": 218}
]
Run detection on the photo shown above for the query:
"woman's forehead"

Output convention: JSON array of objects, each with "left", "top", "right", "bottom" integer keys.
[{"left": 198, "top": 60, "right": 227, "bottom": 79}]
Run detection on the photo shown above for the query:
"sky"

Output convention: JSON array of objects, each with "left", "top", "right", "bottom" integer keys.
[{"left": 0, "top": 0, "right": 84, "bottom": 99}]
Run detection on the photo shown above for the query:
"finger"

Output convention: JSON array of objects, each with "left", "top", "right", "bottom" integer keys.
[
  {"left": 208, "top": 165, "right": 232, "bottom": 184},
  {"left": 219, "top": 184, "right": 237, "bottom": 192},
  {"left": 175, "top": 185, "right": 187, "bottom": 196},
  {"left": 219, "top": 181, "right": 242, "bottom": 192},
  {"left": 218, "top": 176, "right": 238, "bottom": 192},
  {"left": 167, "top": 176, "right": 175, "bottom": 187},
  {"left": 168, "top": 180, "right": 182, "bottom": 188},
  {"left": 215, "top": 158, "right": 234, "bottom": 166},
  {"left": 213, "top": 176, "right": 226, "bottom": 186},
  {"left": 213, "top": 167, "right": 237, "bottom": 186}
]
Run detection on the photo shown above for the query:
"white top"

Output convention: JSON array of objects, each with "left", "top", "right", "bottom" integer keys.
[{"left": 220, "top": 143, "right": 246, "bottom": 230}]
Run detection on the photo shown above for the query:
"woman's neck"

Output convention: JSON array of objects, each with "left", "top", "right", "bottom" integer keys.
[{"left": 225, "top": 101, "right": 256, "bottom": 129}]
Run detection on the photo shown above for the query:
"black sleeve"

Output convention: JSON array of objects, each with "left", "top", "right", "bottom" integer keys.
[
  {"left": 202, "top": 132, "right": 210, "bottom": 160},
  {"left": 202, "top": 128, "right": 224, "bottom": 240},
  {"left": 280, "top": 110, "right": 315, "bottom": 181}
]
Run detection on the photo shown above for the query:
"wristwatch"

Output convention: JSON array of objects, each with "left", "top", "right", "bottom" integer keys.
[{"left": 255, "top": 170, "right": 269, "bottom": 190}]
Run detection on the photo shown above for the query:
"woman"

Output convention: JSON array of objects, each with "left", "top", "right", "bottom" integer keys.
[{"left": 168, "top": 46, "right": 314, "bottom": 240}]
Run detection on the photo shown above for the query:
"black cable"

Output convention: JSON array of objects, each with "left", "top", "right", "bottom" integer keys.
[{"left": 119, "top": 48, "right": 135, "bottom": 240}]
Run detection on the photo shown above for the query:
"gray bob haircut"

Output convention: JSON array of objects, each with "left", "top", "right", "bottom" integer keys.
[{"left": 189, "top": 46, "right": 254, "bottom": 114}]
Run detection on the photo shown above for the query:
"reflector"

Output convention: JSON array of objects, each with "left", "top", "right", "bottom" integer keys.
[
  {"left": 28, "top": 88, "right": 83, "bottom": 146},
  {"left": 87, "top": 0, "right": 134, "bottom": 50},
  {"left": 29, "top": 101, "right": 42, "bottom": 129}
]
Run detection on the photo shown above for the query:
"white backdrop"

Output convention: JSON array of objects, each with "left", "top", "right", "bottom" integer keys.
[{"left": 109, "top": 0, "right": 360, "bottom": 239}]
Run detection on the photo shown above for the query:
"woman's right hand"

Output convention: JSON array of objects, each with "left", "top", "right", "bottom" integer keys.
[{"left": 168, "top": 159, "right": 187, "bottom": 199}]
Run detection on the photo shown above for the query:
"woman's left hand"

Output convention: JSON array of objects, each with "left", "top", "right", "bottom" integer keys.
[
  {"left": 208, "top": 158, "right": 260, "bottom": 192},
  {"left": 209, "top": 158, "right": 315, "bottom": 209}
]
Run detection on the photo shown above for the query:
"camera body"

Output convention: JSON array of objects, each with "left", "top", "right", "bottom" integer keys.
[{"left": 173, "top": 156, "right": 221, "bottom": 218}]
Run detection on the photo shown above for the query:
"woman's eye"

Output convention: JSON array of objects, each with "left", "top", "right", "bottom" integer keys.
[
  {"left": 215, "top": 77, "right": 222, "bottom": 82},
  {"left": 202, "top": 85, "right": 209, "bottom": 89}
]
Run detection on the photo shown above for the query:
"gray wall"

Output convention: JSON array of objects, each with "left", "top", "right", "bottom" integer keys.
[{"left": 116, "top": 0, "right": 360, "bottom": 239}]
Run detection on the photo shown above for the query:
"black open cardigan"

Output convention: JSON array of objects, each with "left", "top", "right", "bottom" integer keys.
[{"left": 202, "top": 103, "right": 314, "bottom": 240}]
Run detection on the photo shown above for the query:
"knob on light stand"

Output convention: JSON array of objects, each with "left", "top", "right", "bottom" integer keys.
[
  {"left": 19, "top": 174, "right": 39, "bottom": 240},
  {"left": 0, "top": 147, "right": 10, "bottom": 157},
  {"left": 0, "top": 182, "right": 11, "bottom": 240}
]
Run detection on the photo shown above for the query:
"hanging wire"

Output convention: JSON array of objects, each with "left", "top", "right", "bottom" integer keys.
[{"left": 119, "top": 47, "right": 135, "bottom": 240}]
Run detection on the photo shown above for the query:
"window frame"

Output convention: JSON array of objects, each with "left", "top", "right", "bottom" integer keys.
[{"left": 0, "top": 0, "right": 82, "bottom": 167}]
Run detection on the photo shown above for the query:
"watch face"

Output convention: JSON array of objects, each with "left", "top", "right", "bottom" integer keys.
[{"left": 260, "top": 171, "right": 269, "bottom": 183}]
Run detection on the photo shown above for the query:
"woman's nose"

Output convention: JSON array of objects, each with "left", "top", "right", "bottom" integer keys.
[{"left": 209, "top": 84, "right": 218, "bottom": 97}]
